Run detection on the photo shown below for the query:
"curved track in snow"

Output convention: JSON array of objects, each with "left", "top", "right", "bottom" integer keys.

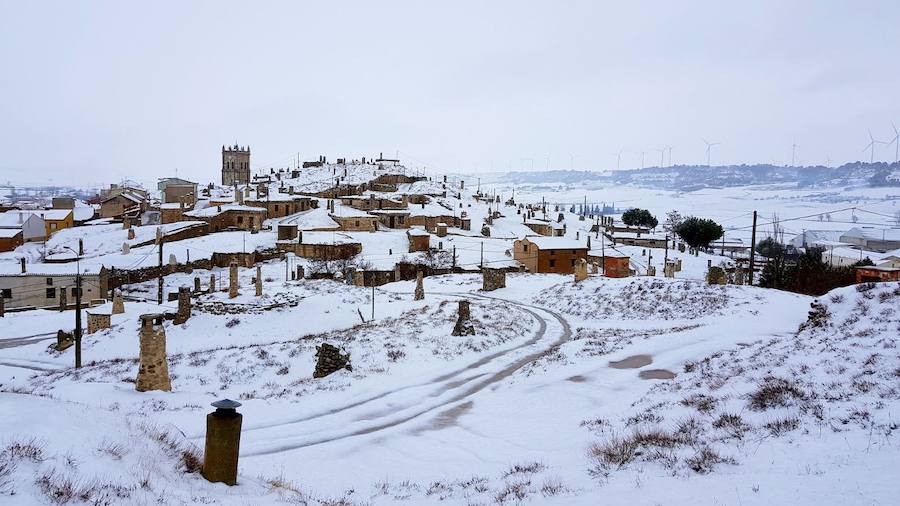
[{"left": 237, "top": 293, "right": 571, "bottom": 457}]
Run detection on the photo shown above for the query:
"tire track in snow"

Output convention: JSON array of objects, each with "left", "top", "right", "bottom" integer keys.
[{"left": 240, "top": 293, "right": 571, "bottom": 456}]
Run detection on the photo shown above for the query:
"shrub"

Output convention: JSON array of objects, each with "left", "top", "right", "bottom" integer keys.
[{"left": 748, "top": 377, "right": 806, "bottom": 411}]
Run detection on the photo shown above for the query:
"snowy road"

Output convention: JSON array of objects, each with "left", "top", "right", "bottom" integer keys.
[
  {"left": 233, "top": 293, "right": 571, "bottom": 457},
  {"left": 0, "top": 332, "right": 56, "bottom": 350}
]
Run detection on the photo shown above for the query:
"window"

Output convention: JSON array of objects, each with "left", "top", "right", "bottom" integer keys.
[
  {"left": 71, "top": 287, "right": 80, "bottom": 297},
  {"left": 523, "top": 244, "right": 528, "bottom": 252},
  {"left": 1, "top": 288, "right": 11, "bottom": 298},
  {"left": 237, "top": 216, "right": 244, "bottom": 224},
  {"left": 549, "top": 259, "right": 556, "bottom": 268},
  {"left": 572, "top": 250, "right": 576, "bottom": 254},
  {"left": 398, "top": 216, "right": 405, "bottom": 224},
  {"left": 50, "top": 223, "right": 57, "bottom": 230},
  {"left": 570, "top": 259, "right": 576, "bottom": 267},
  {"left": 274, "top": 205, "right": 279, "bottom": 213},
  {"left": 46, "top": 288, "right": 56, "bottom": 299},
  {"left": 46, "top": 277, "right": 53, "bottom": 286},
  {"left": 550, "top": 249, "right": 556, "bottom": 255},
  {"left": 355, "top": 220, "right": 360, "bottom": 227}
]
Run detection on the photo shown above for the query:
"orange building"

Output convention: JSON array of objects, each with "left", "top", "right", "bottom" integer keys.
[{"left": 513, "top": 237, "right": 589, "bottom": 274}]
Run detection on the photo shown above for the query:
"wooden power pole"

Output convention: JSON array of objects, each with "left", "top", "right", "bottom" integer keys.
[
  {"left": 157, "top": 232, "right": 164, "bottom": 305},
  {"left": 748, "top": 210, "right": 758, "bottom": 285}
]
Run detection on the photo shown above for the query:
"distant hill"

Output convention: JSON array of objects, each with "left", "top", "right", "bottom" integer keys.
[{"left": 496, "top": 162, "right": 900, "bottom": 190}]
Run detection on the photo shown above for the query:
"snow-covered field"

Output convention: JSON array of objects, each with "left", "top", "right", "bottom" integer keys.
[{"left": 1, "top": 182, "right": 898, "bottom": 505}]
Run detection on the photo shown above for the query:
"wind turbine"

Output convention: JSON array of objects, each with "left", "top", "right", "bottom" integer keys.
[
  {"left": 640, "top": 150, "right": 646, "bottom": 169},
  {"left": 656, "top": 147, "right": 666, "bottom": 167},
  {"left": 611, "top": 150, "right": 623, "bottom": 170},
  {"left": 887, "top": 123, "right": 900, "bottom": 163},
  {"left": 702, "top": 139, "right": 720, "bottom": 167},
  {"left": 791, "top": 141, "right": 799, "bottom": 167},
  {"left": 863, "top": 130, "right": 884, "bottom": 163},
  {"left": 666, "top": 145, "right": 674, "bottom": 166}
]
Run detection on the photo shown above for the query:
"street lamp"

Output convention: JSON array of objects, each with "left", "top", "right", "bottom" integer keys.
[{"left": 61, "top": 246, "right": 82, "bottom": 368}]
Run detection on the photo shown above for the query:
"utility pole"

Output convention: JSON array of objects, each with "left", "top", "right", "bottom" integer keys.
[
  {"left": 157, "top": 231, "right": 164, "bottom": 305},
  {"left": 664, "top": 234, "right": 669, "bottom": 265},
  {"left": 75, "top": 271, "right": 82, "bottom": 368},
  {"left": 371, "top": 286, "right": 375, "bottom": 320},
  {"left": 452, "top": 245, "right": 457, "bottom": 271},
  {"left": 480, "top": 242, "right": 484, "bottom": 270},
  {"left": 748, "top": 210, "right": 758, "bottom": 285}
]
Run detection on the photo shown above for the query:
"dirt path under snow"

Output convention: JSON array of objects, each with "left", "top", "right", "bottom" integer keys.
[{"left": 235, "top": 293, "right": 571, "bottom": 457}]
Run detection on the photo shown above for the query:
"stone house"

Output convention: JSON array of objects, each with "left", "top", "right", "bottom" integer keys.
[
  {"left": 603, "top": 230, "right": 668, "bottom": 249},
  {"left": 159, "top": 202, "right": 193, "bottom": 224},
  {"left": 183, "top": 204, "right": 266, "bottom": 232},
  {"left": 524, "top": 218, "right": 565, "bottom": 237},
  {"left": 100, "top": 191, "right": 147, "bottom": 219},
  {"left": 407, "top": 228, "right": 430, "bottom": 252},
  {"left": 0, "top": 264, "right": 108, "bottom": 310},
  {"left": 245, "top": 195, "right": 317, "bottom": 219},
  {"left": 513, "top": 237, "right": 589, "bottom": 274},
  {"left": 162, "top": 183, "right": 198, "bottom": 206},
  {"left": 371, "top": 209, "right": 410, "bottom": 229},
  {"left": 329, "top": 213, "right": 378, "bottom": 232}
]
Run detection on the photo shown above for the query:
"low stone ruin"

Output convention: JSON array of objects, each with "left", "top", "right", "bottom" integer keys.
[
  {"left": 86, "top": 312, "right": 111, "bottom": 334},
  {"left": 482, "top": 267, "right": 506, "bottom": 291},
  {"left": 55, "top": 330, "right": 73, "bottom": 351},
  {"left": 798, "top": 299, "right": 829, "bottom": 332},
  {"left": 706, "top": 266, "right": 727, "bottom": 285},
  {"left": 414, "top": 271, "right": 424, "bottom": 300},
  {"left": 313, "top": 343, "right": 352, "bottom": 378},
  {"left": 451, "top": 300, "right": 475, "bottom": 336}
]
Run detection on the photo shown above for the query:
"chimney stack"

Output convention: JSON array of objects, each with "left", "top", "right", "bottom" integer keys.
[{"left": 20, "top": 258, "right": 26, "bottom": 273}]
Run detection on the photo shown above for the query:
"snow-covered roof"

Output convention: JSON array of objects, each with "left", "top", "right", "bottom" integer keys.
[
  {"left": 789, "top": 230, "right": 846, "bottom": 248},
  {"left": 11, "top": 209, "right": 72, "bottom": 221},
  {"left": 295, "top": 231, "right": 360, "bottom": 246},
  {"left": 0, "top": 228, "right": 22, "bottom": 238},
  {"left": 406, "top": 227, "right": 430, "bottom": 237},
  {"left": 102, "top": 192, "right": 144, "bottom": 204},
  {"left": 0, "top": 212, "right": 38, "bottom": 228},
  {"left": 607, "top": 230, "right": 666, "bottom": 240},
  {"left": 519, "top": 236, "right": 589, "bottom": 250},
  {"left": 841, "top": 227, "right": 900, "bottom": 241},
  {"left": 183, "top": 204, "right": 266, "bottom": 218},
  {"left": 589, "top": 248, "right": 629, "bottom": 258},
  {"left": 71, "top": 206, "right": 95, "bottom": 221}
]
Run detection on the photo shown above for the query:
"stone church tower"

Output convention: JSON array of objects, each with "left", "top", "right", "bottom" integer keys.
[{"left": 222, "top": 144, "right": 251, "bottom": 186}]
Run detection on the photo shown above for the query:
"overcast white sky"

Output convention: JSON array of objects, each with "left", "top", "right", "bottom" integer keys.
[{"left": 1, "top": 1, "right": 899, "bottom": 186}]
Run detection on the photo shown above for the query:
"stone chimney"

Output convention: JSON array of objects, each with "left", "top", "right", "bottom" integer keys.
[
  {"left": 228, "top": 262, "right": 239, "bottom": 299},
  {"left": 174, "top": 286, "right": 191, "bottom": 325},
  {"left": 112, "top": 291, "right": 124, "bottom": 314},
  {"left": 135, "top": 314, "right": 172, "bottom": 392}
]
